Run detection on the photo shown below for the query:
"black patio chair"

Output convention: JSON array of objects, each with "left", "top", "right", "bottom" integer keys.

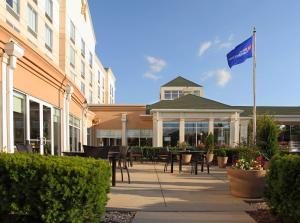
[
  {"left": 128, "top": 147, "right": 143, "bottom": 166},
  {"left": 190, "top": 152, "right": 210, "bottom": 174},
  {"left": 16, "top": 143, "right": 32, "bottom": 153},
  {"left": 118, "top": 146, "right": 131, "bottom": 184}
]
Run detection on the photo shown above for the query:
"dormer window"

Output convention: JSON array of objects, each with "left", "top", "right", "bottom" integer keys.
[{"left": 164, "top": 90, "right": 183, "bottom": 100}]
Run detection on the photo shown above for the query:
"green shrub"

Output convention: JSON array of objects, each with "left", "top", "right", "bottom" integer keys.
[
  {"left": 257, "top": 115, "right": 280, "bottom": 160},
  {"left": 265, "top": 154, "right": 300, "bottom": 223},
  {"left": 205, "top": 133, "right": 214, "bottom": 153},
  {"left": 0, "top": 153, "right": 111, "bottom": 223},
  {"left": 216, "top": 148, "right": 227, "bottom": 157}
]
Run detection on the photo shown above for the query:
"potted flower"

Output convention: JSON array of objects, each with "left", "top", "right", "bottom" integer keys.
[
  {"left": 217, "top": 148, "right": 228, "bottom": 168},
  {"left": 227, "top": 150, "right": 266, "bottom": 198},
  {"left": 177, "top": 142, "right": 192, "bottom": 164},
  {"left": 205, "top": 133, "right": 214, "bottom": 163}
]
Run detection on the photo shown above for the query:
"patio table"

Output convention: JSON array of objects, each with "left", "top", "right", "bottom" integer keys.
[{"left": 170, "top": 151, "right": 205, "bottom": 174}]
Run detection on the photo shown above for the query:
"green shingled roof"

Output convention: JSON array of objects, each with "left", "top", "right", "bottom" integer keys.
[
  {"left": 233, "top": 106, "right": 300, "bottom": 117},
  {"left": 162, "top": 76, "right": 202, "bottom": 87},
  {"left": 148, "top": 94, "right": 233, "bottom": 110}
]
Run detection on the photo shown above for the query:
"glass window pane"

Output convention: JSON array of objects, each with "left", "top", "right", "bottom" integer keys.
[{"left": 13, "top": 93, "right": 26, "bottom": 145}]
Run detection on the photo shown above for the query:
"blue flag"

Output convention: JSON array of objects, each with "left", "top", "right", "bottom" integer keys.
[{"left": 227, "top": 36, "right": 253, "bottom": 68}]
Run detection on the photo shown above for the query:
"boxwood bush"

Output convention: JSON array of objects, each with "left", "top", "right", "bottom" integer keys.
[
  {"left": 265, "top": 154, "right": 300, "bottom": 223},
  {"left": 0, "top": 153, "right": 111, "bottom": 223}
]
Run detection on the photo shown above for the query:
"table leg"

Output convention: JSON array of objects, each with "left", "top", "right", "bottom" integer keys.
[
  {"left": 179, "top": 154, "right": 182, "bottom": 172},
  {"left": 201, "top": 155, "right": 204, "bottom": 172},
  {"left": 112, "top": 156, "right": 116, "bottom": 187},
  {"left": 171, "top": 154, "right": 174, "bottom": 173},
  {"left": 195, "top": 160, "right": 198, "bottom": 175}
]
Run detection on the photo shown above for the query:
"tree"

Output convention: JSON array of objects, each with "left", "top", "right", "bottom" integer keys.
[{"left": 256, "top": 115, "right": 279, "bottom": 160}]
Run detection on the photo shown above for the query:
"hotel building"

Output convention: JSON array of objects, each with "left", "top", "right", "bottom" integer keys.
[
  {"left": 0, "top": 0, "right": 115, "bottom": 154},
  {"left": 0, "top": 1, "right": 299, "bottom": 155},
  {"left": 89, "top": 76, "right": 300, "bottom": 149}
]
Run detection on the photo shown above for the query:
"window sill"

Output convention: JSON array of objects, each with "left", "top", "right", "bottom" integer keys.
[{"left": 6, "top": 4, "right": 20, "bottom": 21}]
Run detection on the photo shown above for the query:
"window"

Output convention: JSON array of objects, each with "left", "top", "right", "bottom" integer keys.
[
  {"left": 127, "top": 129, "right": 153, "bottom": 147},
  {"left": 81, "top": 38, "right": 85, "bottom": 57},
  {"left": 164, "top": 90, "right": 183, "bottom": 100},
  {"left": 214, "top": 121, "right": 230, "bottom": 145},
  {"left": 89, "top": 90, "right": 93, "bottom": 104},
  {"left": 53, "top": 108, "right": 61, "bottom": 155},
  {"left": 98, "top": 86, "right": 101, "bottom": 99},
  {"left": 70, "top": 20, "right": 75, "bottom": 43},
  {"left": 96, "top": 129, "right": 122, "bottom": 146},
  {"left": 80, "top": 82, "right": 85, "bottom": 94},
  {"left": 89, "top": 72, "right": 93, "bottom": 86},
  {"left": 13, "top": 91, "right": 26, "bottom": 145},
  {"left": 70, "top": 71, "right": 76, "bottom": 82},
  {"left": 6, "top": 0, "right": 20, "bottom": 18},
  {"left": 45, "top": 0, "right": 53, "bottom": 22},
  {"left": 27, "top": 4, "right": 38, "bottom": 36},
  {"left": 69, "top": 115, "right": 80, "bottom": 152},
  {"left": 45, "top": 24, "right": 53, "bottom": 51},
  {"left": 185, "top": 122, "right": 208, "bottom": 147},
  {"left": 102, "top": 77, "right": 105, "bottom": 89},
  {"left": 97, "top": 71, "right": 101, "bottom": 84},
  {"left": 69, "top": 46, "right": 75, "bottom": 68},
  {"left": 163, "top": 122, "right": 179, "bottom": 147},
  {"left": 80, "top": 60, "right": 85, "bottom": 78},
  {"left": 89, "top": 51, "right": 93, "bottom": 68}
]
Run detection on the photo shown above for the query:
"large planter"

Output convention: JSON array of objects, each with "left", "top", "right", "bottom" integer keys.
[
  {"left": 206, "top": 153, "right": 214, "bottom": 163},
  {"left": 227, "top": 168, "right": 266, "bottom": 198},
  {"left": 217, "top": 156, "right": 228, "bottom": 168},
  {"left": 263, "top": 161, "right": 269, "bottom": 170},
  {"left": 177, "top": 154, "right": 192, "bottom": 164}
]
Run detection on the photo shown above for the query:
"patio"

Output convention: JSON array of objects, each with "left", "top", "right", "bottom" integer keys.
[{"left": 107, "top": 163, "right": 256, "bottom": 223}]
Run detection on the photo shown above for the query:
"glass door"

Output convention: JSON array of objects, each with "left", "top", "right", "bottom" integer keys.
[{"left": 27, "top": 96, "right": 54, "bottom": 155}]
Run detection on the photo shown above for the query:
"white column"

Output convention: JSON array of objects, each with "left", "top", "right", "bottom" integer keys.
[
  {"left": 4, "top": 41, "right": 24, "bottom": 153},
  {"left": 64, "top": 85, "right": 73, "bottom": 152},
  {"left": 230, "top": 112, "right": 240, "bottom": 147},
  {"left": 240, "top": 119, "right": 249, "bottom": 144},
  {"left": 81, "top": 107, "right": 88, "bottom": 148},
  {"left": 179, "top": 118, "right": 185, "bottom": 143},
  {"left": 121, "top": 113, "right": 127, "bottom": 146},
  {"left": 61, "top": 94, "right": 67, "bottom": 153},
  {"left": 208, "top": 118, "right": 214, "bottom": 134},
  {"left": 6, "top": 65, "right": 14, "bottom": 153},
  {"left": 152, "top": 112, "right": 163, "bottom": 147},
  {"left": 157, "top": 119, "right": 163, "bottom": 147},
  {"left": 0, "top": 54, "right": 9, "bottom": 152}
]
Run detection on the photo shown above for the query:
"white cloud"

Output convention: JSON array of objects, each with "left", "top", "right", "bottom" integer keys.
[
  {"left": 219, "top": 34, "right": 234, "bottom": 49},
  {"left": 201, "top": 69, "right": 231, "bottom": 87},
  {"left": 143, "top": 56, "right": 166, "bottom": 80},
  {"left": 198, "top": 41, "right": 212, "bottom": 56},
  {"left": 216, "top": 69, "right": 231, "bottom": 86},
  {"left": 197, "top": 34, "right": 235, "bottom": 56}
]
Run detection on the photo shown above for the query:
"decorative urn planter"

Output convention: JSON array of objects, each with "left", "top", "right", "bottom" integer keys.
[
  {"left": 263, "top": 161, "right": 269, "bottom": 170},
  {"left": 177, "top": 154, "right": 192, "bottom": 164},
  {"left": 217, "top": 156, "right": 228, "bottom": 168},
  {"left": 227, "top": 168, "right": 266, "bottom": 198},
  {"left": 206, "top": 153, "right": 214, "bottom": 163}
]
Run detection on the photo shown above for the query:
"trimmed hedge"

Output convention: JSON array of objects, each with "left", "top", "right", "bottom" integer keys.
[
  {"left": 0, "top": 153, "right": 111, "bottom": 223},
  {"left": 265, "top": 154, "right": 300, "bottom": 223}
]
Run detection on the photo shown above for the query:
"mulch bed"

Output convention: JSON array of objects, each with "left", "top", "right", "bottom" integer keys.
[
  {"left": 245, "top": 199, "right": 281, "bottom": 223},
  {"left": 102, "top": 211, "right": 136, "bottom": 223}
]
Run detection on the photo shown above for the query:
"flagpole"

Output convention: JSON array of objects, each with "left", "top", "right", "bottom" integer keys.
[{"left": 252, "top": 27, "right": 257, "bottom": 145}]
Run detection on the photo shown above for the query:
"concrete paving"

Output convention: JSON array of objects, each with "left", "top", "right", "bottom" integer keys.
[{"left": 107, "top": 163, "right": 256, "bottom": 223}]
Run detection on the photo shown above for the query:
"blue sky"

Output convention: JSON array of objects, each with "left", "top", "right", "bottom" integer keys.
[{"left": 89, "top": 0, "right": 300, "bottom": 106}]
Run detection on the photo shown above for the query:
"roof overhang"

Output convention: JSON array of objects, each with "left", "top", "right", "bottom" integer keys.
[{"left": 150, "top": 109, "right": 244, "bottom": 113}]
